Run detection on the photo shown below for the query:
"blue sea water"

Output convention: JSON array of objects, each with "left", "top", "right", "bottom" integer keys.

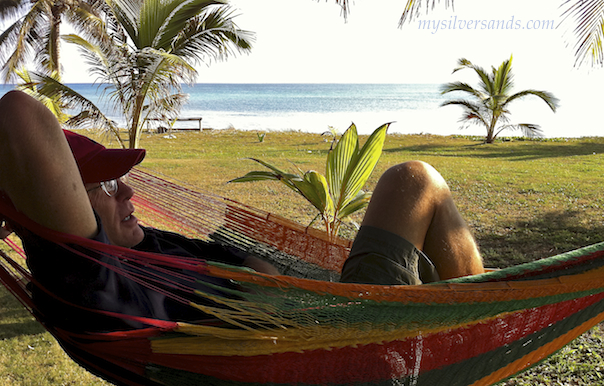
[
  {"left": 178, "top": 83, "right": 461, "bottom": 135},
  {"left": 0, "top": 83, "right": 568, "bottom": 137}
]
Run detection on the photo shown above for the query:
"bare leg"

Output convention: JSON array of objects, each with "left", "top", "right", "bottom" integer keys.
[
  {"left": 361, "top": 161, "right": 483, "bottom": 280},
  {"left": 0, "top": 90, "right": 97, "bottom": 238}
]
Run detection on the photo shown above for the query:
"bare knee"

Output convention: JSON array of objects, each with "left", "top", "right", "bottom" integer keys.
[
  {"left": 361, "top": 161, "right": 453, "bottom": 251},
  {"left": 378, "top": 161, "right": 449, "bottom": 197}
]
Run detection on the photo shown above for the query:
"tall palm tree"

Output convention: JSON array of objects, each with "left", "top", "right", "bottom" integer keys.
[
  {"left": 33, "top": 0, "right": 253, "bottom": 148},
  {"left": 440, "top": 55, "right": 559, "bottom": 143},
  {"left": 0, "top": 0, "right": 106, "bottom": 82}
]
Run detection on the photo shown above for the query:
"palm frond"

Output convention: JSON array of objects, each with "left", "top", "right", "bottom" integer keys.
[
  {"left": 16, "top": 68, "right": 69, "bottom": 122},
  {"left": 338, "top": 123, "right": 389, "bottom": 210},
  {"left": 150, "top": 0, "right": 225, "bottom": 49},
  {"left": 503, "top": 89, "right": 559, "bottom": 112},
  {"left": 169, "top": 5, "right": 254, "bottom": 63},
  {"left": 0, "top": 20, "right": 27, "bottom": 81},
  {"left": 0, "top": 2, "right": 47, "bottom": 82},
  {"left": 493, "top": 55, "right": 514, "bottom": 95},
  {"left": 64, "top": 1, "right": 108, "bottom": 44},
  {"left": 62, "top": 33, "right": 115, "bottom": 87},
  {"left": 144, "top": 93, "right": 188, "bottom": 122},
  {"left": 20, "top": 71, "right": 96, "bottom": 115},
  {"left": 441, "top": 99, "right": 489, "bottom": 127},
  {"left": 67, "top": 110, "right": 125, "bottom": 147},
  {"left": 17, "top": 71, "right": 123, "bottom": 145},
  {"left": 295, "top": 171, "right": 333, "bottom": 217},
  {"left": 338, "top": 191, "right": 371, "bottom": 220},
  {"left": 495, "top": 123, "right": 544, "bottom": 139},
  {"left": 399, "top": 0, "right": 454, "bottom": 27},
  {"left": 326, "top": 123, "right": 359, "bottom": 209},
  {"left": 105, "top": 0, "right": 142, "bottom": 47},
  {"left": 37, "top": 27, "right": 61, "bottom": 74},
  {"left": 0, "top": 0, "right": 28, "bottom": 19},
  {"left": 561, "top": 0, "right": 604, "bottom": 66},
  {"left": 450, "top": 58, "right": 494, "bottom": 97},
  {"left": 229, "top": 158, "right": 302, "bottom": 193},
  {"left": 330, "top": 0, "right": 351, "bottom": 20},
  {"left": 440, "top": 81, "right": 485, "bottom": 100}
]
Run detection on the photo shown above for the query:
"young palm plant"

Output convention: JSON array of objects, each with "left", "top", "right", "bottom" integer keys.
[
  {"left": 230, "top": 123, "right": 389, "bottom": 239},
  {"left": 440, "top": 55, "right": 559, "bottom": 143}
]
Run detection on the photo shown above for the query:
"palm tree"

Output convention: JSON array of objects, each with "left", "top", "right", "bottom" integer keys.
[
  {"left": 0, "top": 0, "right": 106, "bottom": 82},
  {"left": 440, "top": 55, "right": 558, "bottom": 143},
  {"left": 33, "top": 0, "right": 253, "bottom": 148}
]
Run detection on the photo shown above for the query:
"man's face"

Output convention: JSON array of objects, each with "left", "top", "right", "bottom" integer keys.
[{"left": 85, "top": 178, "right": 144, "bottom": 248}]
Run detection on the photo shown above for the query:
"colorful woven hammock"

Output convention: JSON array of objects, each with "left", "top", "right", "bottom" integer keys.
[{"left": 1, "top": 167, "right": 604, "bottom": 386}]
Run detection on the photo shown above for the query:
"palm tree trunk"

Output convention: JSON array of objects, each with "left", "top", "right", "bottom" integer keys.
[
  {"left": 486, "top": 115, "right": 499, "bottom": 144},
  {"left": 486, "top": 131, "right": 494, "bottom": 143},
  {"left": 49, "top": 5, "right": 64, "bottom": 76},
  {"left": 129, "top": 95, "right": 146, "bottom": 149}
]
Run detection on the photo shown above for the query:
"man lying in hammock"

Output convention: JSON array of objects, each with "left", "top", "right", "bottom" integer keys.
[{"left": 0, "top": 90, "right": 483, "bottom": 329}]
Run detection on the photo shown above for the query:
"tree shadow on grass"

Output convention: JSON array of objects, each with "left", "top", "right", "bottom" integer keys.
[
  {"left": 477, "top": 209, "right": 604, "bottom": 269},
  {"left": 384, "top": 141, "right": 604, "bottom": 161},
  {"left": 0, "top": 289, "right": 45, "bottom": 339}
]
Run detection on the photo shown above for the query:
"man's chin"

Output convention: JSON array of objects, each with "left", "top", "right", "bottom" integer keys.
[
  {"left": 128, "top": 224, "right": 145, "bottom": 248},
  {"left": 111, "top": 224, "right": 144, "bottom": 248}
]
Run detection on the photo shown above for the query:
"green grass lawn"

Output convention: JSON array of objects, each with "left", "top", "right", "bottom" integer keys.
[{"left": 2, "top": 129, "right": 604, "bottom": 385}]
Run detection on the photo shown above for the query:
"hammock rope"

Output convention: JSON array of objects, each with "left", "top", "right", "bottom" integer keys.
[{"left": 1, "top": 167, "right": 604, "bottom": 386}]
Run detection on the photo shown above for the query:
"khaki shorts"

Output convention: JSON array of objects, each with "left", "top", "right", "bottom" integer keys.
[{"left": 340, "top": 226, "right": 439, "bottom": 285}]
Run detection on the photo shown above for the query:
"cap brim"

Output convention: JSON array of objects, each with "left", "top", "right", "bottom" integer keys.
[{"left": 80, "top": 148, "right": 146, "bottom": 183}]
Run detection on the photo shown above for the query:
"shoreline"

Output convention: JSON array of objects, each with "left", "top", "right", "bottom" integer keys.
[
  {"left": 143, "top": 127, "right": 603, "bottom": 142},
  {"left": 1, "top": 83, "right": 598, "bottom": 138}
]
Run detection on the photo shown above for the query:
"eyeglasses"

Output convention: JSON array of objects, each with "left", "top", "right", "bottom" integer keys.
[{"left": 86, "top": 175, "right": 128, "bottom": 197}]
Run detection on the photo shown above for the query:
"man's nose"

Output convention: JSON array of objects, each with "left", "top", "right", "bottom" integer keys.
[{"left": 116, "top": 180, "right": 135, "bottom": 200}]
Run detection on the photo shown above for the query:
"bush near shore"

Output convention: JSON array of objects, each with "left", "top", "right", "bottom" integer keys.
[{"left": 2, "top": 130, "right": 604, "bottom": 385}]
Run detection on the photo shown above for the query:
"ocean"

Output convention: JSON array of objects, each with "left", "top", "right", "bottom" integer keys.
[{"left": 0, "top": 83, "right": 583, "bottom": 138}]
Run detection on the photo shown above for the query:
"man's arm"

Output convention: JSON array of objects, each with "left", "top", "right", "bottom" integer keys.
[
  {"left": 0, "top": 90, "right": 97, "bottom": 238},
  {"left": 242, "top": 256, "right": 280, "bottom": 275}
]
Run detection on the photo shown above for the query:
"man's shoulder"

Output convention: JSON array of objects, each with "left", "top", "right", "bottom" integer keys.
[
  {"left": 135, "top": 227, "right": 211, "bottom": 256},
  {"left": 136, "top": 227, "right": 246, "bottom": 265}
]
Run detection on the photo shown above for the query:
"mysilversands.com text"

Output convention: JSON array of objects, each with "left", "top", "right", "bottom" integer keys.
[{"left": 418, "top": 16, "right": 556, "bottom": 34}]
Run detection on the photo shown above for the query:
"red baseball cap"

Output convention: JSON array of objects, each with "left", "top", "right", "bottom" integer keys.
[{"left": 63, "top": 130, "right": 146, "bottom": 183}]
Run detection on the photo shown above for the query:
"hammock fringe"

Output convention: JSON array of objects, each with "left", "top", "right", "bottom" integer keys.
[{"left": 0, "top": 167, "right": 603, "bottom": 386}]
